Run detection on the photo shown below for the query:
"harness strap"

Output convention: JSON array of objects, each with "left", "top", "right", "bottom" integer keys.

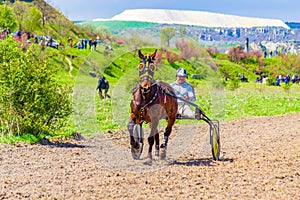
[
  {"left": 139, "top": 87, "right": 158, "bottom": 110},
  {"left": 132, "top": 84, "right": 159, "bottom": 119}
]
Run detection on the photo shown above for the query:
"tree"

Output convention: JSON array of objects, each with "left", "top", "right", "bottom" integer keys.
[
  {"left": 118, "top": 31, "right": 156, "bottom": 53},
  {"left": 0, "top": 4, "right": 17, "bottom": 30},
  {"left": 12, "top": 1, "right": 29, "bottom": 30},
  {"left": 179, "top": 26, "right": 187, "bottom": 38},
  {"left": 34, "top": 0, "right": 57, "bottom": 26},
  {"left": 23, "top": 6, "right": 42, "bottom": 33},
  {"left": 96, "top": 26, "right": 111, "bottom": 40},
  {"left": 160, "top": 27, "right": 176, "bottom": 47},
  {"left": 228, "top": 45, "right": 247, "bottom": 64},
  {"left": 55, "top": 12, "right": 73, "bottom": 41},
  {"left": 175, "top": 38, "right": 201, "bottom": 60}
]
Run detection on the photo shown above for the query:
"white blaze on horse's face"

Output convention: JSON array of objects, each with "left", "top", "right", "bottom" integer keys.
[{"left": 138, "top": 49, "right": 157, "bottom": 89}]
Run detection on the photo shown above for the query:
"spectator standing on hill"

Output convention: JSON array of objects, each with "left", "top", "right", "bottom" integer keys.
[
  {"left": 93, "top": 40, "right": 97, "bottom": 50},
  {"left": 96, "top": 76, "right": 110, "bottom": 99},
  {"left": 285, "top": 75, "right": 290, "bottom": 84},
  {"left": 89, "top": 40, "right": 92, "bottom": 50},
  {"left": 292, "top": 74, "right": 298, "bottom": 83},
  {"left": 275, "top": 76, "right": 281, "bottom": 86},
  {"left": 278, "top": 74, "right": 282, "bottom": 82}
]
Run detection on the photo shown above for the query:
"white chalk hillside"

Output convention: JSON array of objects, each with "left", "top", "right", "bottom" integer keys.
[{"left": 93, "top": 9, "right": 289, "bottom": 29}]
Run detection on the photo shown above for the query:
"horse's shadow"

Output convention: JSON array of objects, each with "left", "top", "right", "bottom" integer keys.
[
  {"left": 38, "top": 137, "right": 87, "bottom": 148},
  {"left": 169, "top": 157, "right": 234, "bottom": 166}
]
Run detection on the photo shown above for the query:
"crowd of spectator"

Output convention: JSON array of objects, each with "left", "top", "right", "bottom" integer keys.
[
  {"left": 0, "top": 28, "right": 10, "bottom": 39},
  {"left": 67, "top": 37, "right": 107, "bottom": 51},
  {"left": 275, "top": 74, "right": 299, "bottom": 86},
  {"left": 1, "top": 29, "right": 60, "bottom": 49},
  {"left": 1, "top": 28, "right": 108, "bottom": 52}
]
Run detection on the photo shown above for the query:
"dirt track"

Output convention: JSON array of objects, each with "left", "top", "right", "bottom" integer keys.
[{"left": 0, "top": 113, "right": 299, "bottom": 199}]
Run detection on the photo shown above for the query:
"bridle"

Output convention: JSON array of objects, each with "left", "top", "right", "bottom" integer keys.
[
  {"left": 132, "top": 82, "right": 159, "bottom": 121},
  {"left": 131, "top": 49, "right": 159, "bottom": 121},
  {"left": 138, "top": 49, "right": 157, "bottom": 92}
]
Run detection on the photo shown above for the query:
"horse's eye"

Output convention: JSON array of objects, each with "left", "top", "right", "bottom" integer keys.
[
  {"left": 149, "top": 64, "right": 156, "bottom": 72},
  {"left": 138, "top": 63, "right": 144, "bottom": 71}
]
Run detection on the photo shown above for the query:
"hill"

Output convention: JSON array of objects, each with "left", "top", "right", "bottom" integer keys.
[
  {"left": 285, "top": 22, "right": 300, "bottom": 29},
  {"left": 93, "top": 9, "right": 290, "bottom": 29}
]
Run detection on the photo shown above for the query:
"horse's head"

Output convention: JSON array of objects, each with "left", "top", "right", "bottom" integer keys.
[{"left": 138, "top": 49, "right": 157, "bottom": 92}]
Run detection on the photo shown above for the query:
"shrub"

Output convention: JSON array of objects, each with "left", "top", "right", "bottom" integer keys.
[
  {"left": 165, "top": 50, "right": 181, "bottom": 64},
  {"left": 282, "top": 83, "right": 291, "bottom": 94},
  {"left": 0, "top": 38, "right": 72, "bottom": 136},
  {"left": 175, "top": 38, "right": 200, "bottom": 60},
  {"left": 266, "top": 76, "right": 276, "bottom": 86},
  {"left": 227, "top": 76, "right": 241, "bottom": 91},
  {"left": 206, "top": 46, "right": 220, "bottom": 58}
]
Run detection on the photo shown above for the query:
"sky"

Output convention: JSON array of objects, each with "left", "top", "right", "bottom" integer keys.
[{"left": 48, "top": 0, "right": 300, "bottom": 22}]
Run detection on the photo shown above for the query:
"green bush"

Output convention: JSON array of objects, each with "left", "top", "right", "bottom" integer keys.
[
  {"left": 227, "top": 76, "right": 241, "bottom": 91},
  {"left": 0, "top": 38, "right": 72, "bottom": 136},
  {"left": 282, "top": 83, "right": 291, "bottom": 94},
  {"left": 266, "top": 76, "right": 276, "bottom": 86}
]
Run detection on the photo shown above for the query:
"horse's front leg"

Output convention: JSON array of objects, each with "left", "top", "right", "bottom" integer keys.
[
  {"left": 127, "top": 119, "right": 139, "bottom": 149},
  {"left": 145, "top": 135, "right": 154, "bottom": 165},
  {"left": 160, "top": 116, "right": 176, "bottom": 159},
  {"left": 147, "top": 132, "right": 159, "bottom": 159},
  {"left": 144, "top": 120, "right": 159, "bottom": 165}
]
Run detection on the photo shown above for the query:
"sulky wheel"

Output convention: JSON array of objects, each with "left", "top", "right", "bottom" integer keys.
[
  {"left": 210, "top": 122, "right": 221, "bottom": 161},
  {"left": 131, "top": 124, "right": 144, "bottom": 160}
]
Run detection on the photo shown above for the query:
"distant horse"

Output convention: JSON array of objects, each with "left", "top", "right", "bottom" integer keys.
[{"left": 127, "top": 49, "right": 178, "bottom": 164}]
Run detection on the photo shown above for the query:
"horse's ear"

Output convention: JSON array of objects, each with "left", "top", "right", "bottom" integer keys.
[
  {"left": 150, "top": 49, "right": 157, "bottom": 60},
  {"left": 138, "top": 50, "right": 144, "bottom": 59}
]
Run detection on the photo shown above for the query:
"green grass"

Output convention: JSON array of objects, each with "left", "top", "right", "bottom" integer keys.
[
  {"left": 79, "top": 20, "right": 158, "bottom": 34},
  {"left": 0, "top": 133, "right": 44, "bottom": 145},
  {"left": 73, "top": 48, "right": 300, "bottom": 135},
  {"left": 194, "top": 82, "right": 300, "bottom": 120},
  {"left": 3, "top": 43, "right": 300, "bottom": 144},
  {"left": 91, "top": 79, "right": 300, "bottom": 132}
]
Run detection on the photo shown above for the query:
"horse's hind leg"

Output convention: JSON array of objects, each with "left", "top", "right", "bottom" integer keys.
[
  {"left": 160, "top": 117, "right": 175, "bottom": 159},
  {"left": 147, "top": 136, "right": 154, "bottom": 160}
]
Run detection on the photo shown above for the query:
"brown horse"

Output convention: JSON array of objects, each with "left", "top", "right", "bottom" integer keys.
[{"left": 127, "top": 49, "right": 178, "bottom": 164}]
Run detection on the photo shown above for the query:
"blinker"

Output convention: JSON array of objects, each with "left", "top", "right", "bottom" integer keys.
[{"left": 138, "top": 56, "right": 156, "bottom": 82}]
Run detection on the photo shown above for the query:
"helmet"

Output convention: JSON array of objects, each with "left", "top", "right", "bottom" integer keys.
[{"left": 176, "top": 68, "right": 188, "bottom": 77}]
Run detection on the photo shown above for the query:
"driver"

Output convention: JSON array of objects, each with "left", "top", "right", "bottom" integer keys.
[{"left": 170, "top": 68, "right": 197, "bottom": 118}]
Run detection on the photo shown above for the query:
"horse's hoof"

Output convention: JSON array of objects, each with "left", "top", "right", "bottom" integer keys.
[
  {"left": 131, "top": 141, "right": 140, "bottom": 149},
  {"left": 144, "top": 158, "right": 152, "bottom": 166},
  {"left": 131, "top": 143, "right": 143, "bottom": 160},
  {"left": 155, "top": 149, "right": 159, "bottom": 157},
  {"left": 160, "top": 148, "right": 167, "bottom": 160}
]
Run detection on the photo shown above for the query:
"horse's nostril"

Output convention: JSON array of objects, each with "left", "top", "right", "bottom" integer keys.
[{"left": 141, "top": 80, "right": 150, "bottom": 88}]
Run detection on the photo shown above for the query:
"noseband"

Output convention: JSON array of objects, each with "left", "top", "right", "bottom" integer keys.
[{"left": 140, "top": 83, "right": 152, "bottom": 94}]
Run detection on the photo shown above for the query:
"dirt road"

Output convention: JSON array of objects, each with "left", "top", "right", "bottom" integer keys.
[{"left": 0, "top": 113, "right": 299, "bottom": 199}]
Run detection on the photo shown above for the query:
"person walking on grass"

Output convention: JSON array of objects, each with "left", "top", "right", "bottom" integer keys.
[{"left": 96, "top": 76, "right": 110, "bottom": 99}]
